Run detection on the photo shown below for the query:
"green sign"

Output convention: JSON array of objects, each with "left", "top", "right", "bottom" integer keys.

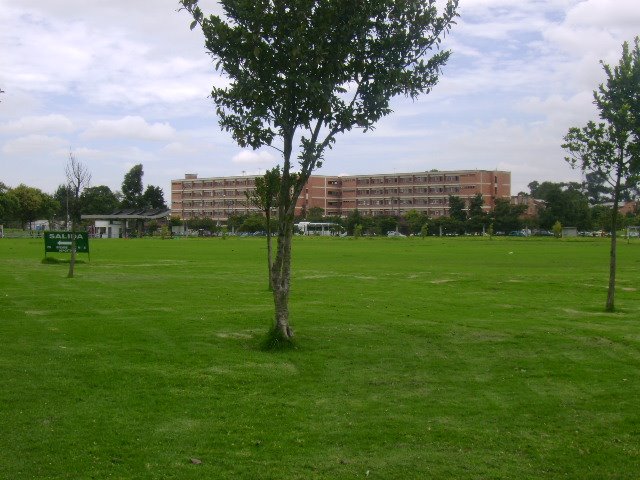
[{"left": 44, "top": 231, "right": 89, "bottom": 254}]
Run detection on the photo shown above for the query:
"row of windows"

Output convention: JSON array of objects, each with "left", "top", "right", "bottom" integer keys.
[
  {"left": 173, "top": 180, "right": 255, "bottom": 190},
  {"left": 176, "top": 200, "right": 243, "bottom": 207},
  {"left": 353, "top": 175, "right": 465, "bottom": 185},
  {"left": 179, "top": 190, "right": 253, "bottom": 198},
  {"left": 355, "top": 186, "right": 464, "bottom": 195},
  {"left": 342, "top": 208, "right": 447, "bottom": 217},
  {"left": 356, "top": 197, "right": 452, "bottom": 207}
]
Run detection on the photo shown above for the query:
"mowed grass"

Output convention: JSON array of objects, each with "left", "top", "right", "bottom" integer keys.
[{"left": 1, "top": 236, "right": 639, "bottom": 479}]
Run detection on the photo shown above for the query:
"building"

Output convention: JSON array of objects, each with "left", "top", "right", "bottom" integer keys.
[{"left": 171, "top": 170, "right": 511, "bottom": 221}]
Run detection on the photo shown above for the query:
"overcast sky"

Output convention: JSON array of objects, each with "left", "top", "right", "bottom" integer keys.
[{"left": 1, "top": 0, "right": 638, "bottom": 198}]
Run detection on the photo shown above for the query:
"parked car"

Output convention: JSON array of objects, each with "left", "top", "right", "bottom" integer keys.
[{"left": 387, "top": 231, "right": 406, "bottom": 237}]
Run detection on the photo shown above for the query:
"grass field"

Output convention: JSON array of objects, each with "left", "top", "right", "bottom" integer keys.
[{"left": 1, "top": 236, "right": 639, "bottom": 479}]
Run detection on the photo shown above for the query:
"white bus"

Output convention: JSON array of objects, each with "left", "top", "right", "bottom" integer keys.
[{"left": 295, "top": 221, "right": 342, "bottom": 236}]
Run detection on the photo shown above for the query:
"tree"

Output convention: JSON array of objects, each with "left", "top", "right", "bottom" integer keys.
[
  {"left": 239, "top": 213, "right": 267, "bottom": 232},
  {"left": 53, "top": 184, "right": 70, "bottom": 225},
  {"left": 65, "top": 152, "right": 91, "bottom": 278},
  {"left": 11, "top": 184, "right": 54, "bottom": 230},
  {"left": 181, "top": 0, "right": 459, "bottom": 341},
  {"left": 404, "top": 209, "right": 427, "bottom": 235},
  {"left": 80, "top": 186, "right": 121, "bottom": 215},
  {"left": 584, "top": 171, "right": 614, "bottom": 205},
  {"left": 468, "top": 193, "right": 484, "bottom": 217},
  {"left": 489, "top": 198, "right": 526, "bottom": 233},
  {"left": 345, "top": 209, "right": 364, "bottom": 236},
  {"left": 0, "top": 182, "right": 18, "bottom": 223},
  {"left": 246, "top": 166, "right": 281, "bottom": 290},
  {"left": 40, "top": 193, "right": 60, "bottom": 228},
  {"left": 563, "top": 37, "right": 640, "bottom": 312},
  {"left": 121, "top": 164, "right": 144, "bottom": 209},
  {"left": 142, "top": 185, "right": 167, "bottom": 209},
  {"left": 467, "top": 193, "right": 486, "bottom": 233},
  {"left": 448, "top": 195, "right": 466, "bottom": 222},
  {"left": 531, "top": 181, "right": 591, "bottom": 230},
  {"left": 306, "top": 206, "right": 325, "bottom": 222}
]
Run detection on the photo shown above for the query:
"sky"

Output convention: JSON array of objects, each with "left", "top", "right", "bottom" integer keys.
[{"left": 1, "top": 0, "right": 639, "bottom": 199}]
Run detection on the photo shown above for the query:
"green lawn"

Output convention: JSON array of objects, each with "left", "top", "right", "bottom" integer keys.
[{"left": 1, "top": 236, "right": 639, "bottom": 479}]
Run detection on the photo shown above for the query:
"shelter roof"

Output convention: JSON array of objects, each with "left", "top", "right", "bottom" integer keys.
[{"left": 81, "top": 208, "right": 171, "bottom": 220}]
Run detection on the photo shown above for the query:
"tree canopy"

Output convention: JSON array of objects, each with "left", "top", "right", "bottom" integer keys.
[
  {"left": 80, "top": 186, "right": 121, "bottom": 215},
  {"left": 142, "top": 185, "right": 167, "bottom": 210}
]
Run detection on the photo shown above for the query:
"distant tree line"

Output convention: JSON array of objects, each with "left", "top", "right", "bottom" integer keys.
[{"left": 1, "top": 164, "right": 167, "bottom": 230}]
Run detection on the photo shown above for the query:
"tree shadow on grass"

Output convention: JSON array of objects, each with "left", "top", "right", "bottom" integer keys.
[{"left": 258, "top": 326, "right": 299, "bottom": 352}]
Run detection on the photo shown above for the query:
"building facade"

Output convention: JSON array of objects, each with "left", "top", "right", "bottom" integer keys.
[{"left": 171, "top": 170, "right": 511, "bottom": 221}]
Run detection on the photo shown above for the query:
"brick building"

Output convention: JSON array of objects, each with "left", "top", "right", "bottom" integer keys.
[{"left": 171, "top": 169, "right": 511, "bottom": 221}]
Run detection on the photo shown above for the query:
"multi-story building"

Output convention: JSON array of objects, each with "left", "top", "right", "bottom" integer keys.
[{"left": 171, "top": 169, "right": 511, "bottom": 221}]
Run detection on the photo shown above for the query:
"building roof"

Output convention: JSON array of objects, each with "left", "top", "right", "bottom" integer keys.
[{"left": 82, "top": 208, "right": 171, "bottom": 220}]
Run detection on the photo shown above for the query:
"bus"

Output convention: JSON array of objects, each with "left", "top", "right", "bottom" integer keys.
[{"left": 295, "top": 222, "right": 343, "bottom": 236}]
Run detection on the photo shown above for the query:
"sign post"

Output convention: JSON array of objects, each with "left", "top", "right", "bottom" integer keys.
[{"left": 44, "top": 231, "right": 90, "bottom": 260}]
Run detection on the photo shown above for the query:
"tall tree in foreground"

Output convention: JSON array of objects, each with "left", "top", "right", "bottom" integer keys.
[
  {"left": 180, "top": 0, "right": 459, "bottom": 340},
  {"left": 65, "top": 152, "right": 91, "bottom": 278},
  {"left": 246, "top": 166, "right": 281, "bottom": 290},
  {"left": 563, "top": 37, "right": 640, "bottom": 312}
]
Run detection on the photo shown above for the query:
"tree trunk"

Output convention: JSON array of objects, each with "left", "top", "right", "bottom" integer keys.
[
  {"left": 270, "top": 128, "right": 296, "bottom": 339},
  {"left": 605, "top": 167, "right": 622, "bottom": 312},
  {"left": 266, "top": 210, "right": 273, "bottom": 290},
  {"left": 67, "top": 224, "right": 76, "bottom": 278},
  {"left": 271, "top": 217, "right": 294, "bottom": 339}
]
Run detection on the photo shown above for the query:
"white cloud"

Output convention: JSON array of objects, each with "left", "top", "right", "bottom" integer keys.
[
  {"left": 0, "top": 114, "right": 75, "bottom": 135},
  {"left": 231, "top": 150, "right": 278, "bottom": 165},
  {"left": 82, "top": 116, "right": 176, "bottom": 142},
  {"left": 2, "top": 134, "right": 69, "bottom": 156}
]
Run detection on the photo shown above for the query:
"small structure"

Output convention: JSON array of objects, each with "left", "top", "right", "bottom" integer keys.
[
  {"left": 562, "top": 227, "right": 578, "bottom": 238},
  {"left": 82, "top": 208, "right": 171, "bottom": 238}
]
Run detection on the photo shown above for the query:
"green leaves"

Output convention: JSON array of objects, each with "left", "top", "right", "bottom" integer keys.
[
  {"left": 563, "top": 37, "right": 640, "bottom": 186},
  {"left": 182, "top": 0, "right": 459, "bottom": 160}
]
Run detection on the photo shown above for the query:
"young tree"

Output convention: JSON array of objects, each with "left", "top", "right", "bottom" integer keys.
[
  {"left": 180, "top": 0, "right": 459, "bottom": 340},
  {"left": 563, "top": 37, "right": 640, "bottom": 312},
  {"left": 65, "top": 152, "right": 91, "bottom": 278},
  {"left": 245, "top": 166, "right": 281, "bottom": 290}
]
